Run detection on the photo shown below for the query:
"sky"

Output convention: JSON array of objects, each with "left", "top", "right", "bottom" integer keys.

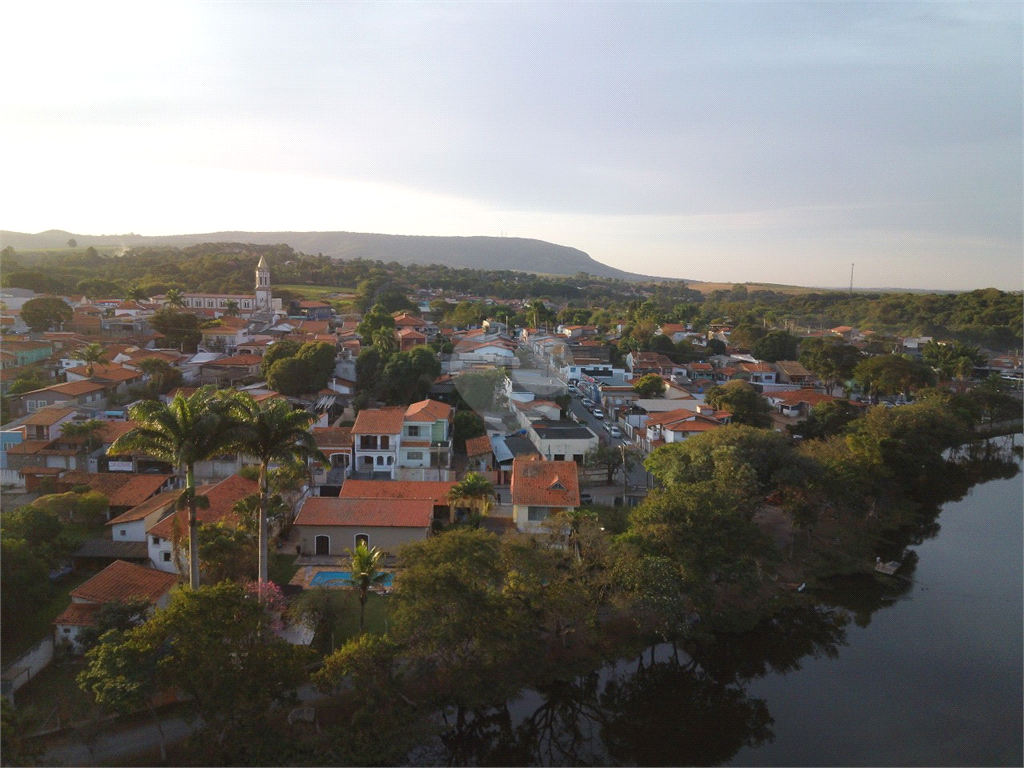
[{"left": 2, "top": 1, "right": 1021, "bottom": 291}]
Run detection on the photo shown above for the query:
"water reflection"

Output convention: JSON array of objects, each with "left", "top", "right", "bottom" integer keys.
[{"left": 415, "top": 445, "right": 1020, "bottom": 767}]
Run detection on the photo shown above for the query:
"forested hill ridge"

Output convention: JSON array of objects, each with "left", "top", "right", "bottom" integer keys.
[{"left": 0, "top": 229, "right": 656, "bottom": 282}]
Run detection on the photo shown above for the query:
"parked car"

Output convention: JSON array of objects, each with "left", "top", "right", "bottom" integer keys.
[
  {"left": 583, "top": 399, "right": 595, "bottom": 410},
  {"left": 609, "top": 426, "right": 622, "bottom": 438},
  {"left": 592, "top": 409, "right": 604, "bottom": 419}
]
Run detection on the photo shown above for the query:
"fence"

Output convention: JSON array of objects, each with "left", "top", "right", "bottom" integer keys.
[{"left": 1, "top": 636, "right": 54, "bottom": 704}]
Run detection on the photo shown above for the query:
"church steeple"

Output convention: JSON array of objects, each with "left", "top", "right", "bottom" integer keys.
[{"left": 255, "top": 255, "right": 272, "bottom": 309}]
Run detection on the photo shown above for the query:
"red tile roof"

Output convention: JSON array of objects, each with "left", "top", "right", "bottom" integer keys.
[
  {"left": 404, "top": 399, "right": 452, "bottom": 422},
  {"left": 465, "top": 434, "right": 492, "bottom": 457},
  {"left": 511, "top": 458, "right": 580, "bottom": 507},
  {"left": 339, "top": 479, "right": 456, "bottom": 506},
  {"left": 352, "top": 407, "right": 406, "bottom": 435},
  {"left": 22, "top": 407, "right": 77, "bottom": 426},
  {"left": 147, "top": 474, "right": 257, "bottom": 539},
  {"left": 70, "top": 560, "right": 179, "bottom": 604},
  {"left": 295, "top": 497, "right": 433, "bottom": 528},
  {"left": 107, "top": 490, "right": 182, "bottom": 525},
  {"left": 54, "top": 602, "right": 102, "bottom": 628}
]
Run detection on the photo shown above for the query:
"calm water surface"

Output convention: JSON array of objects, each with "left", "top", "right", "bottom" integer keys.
[
  {"left": 418, "top": 447, "right": 1023, "bottom": 766},
  {"left": 728, "top": 452, "right": 1023, "bottom": 766}
]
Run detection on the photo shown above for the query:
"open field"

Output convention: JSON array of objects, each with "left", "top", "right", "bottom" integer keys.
[
  {"left": 685, "top": 281, "right": 837, "bottom": 296},
  {"left": 274, "top": 284, "right": 357, "bottom": 299}
]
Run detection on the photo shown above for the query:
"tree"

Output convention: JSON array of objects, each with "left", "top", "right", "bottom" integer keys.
[
  {"left": 20, "top": 296, "right": 72, "bottom": 331},
  {"left": 454, "top": 368, "right": 509, "bottom": 413},
  {"left": 453, "top": 410, "right": 486, "bottom": 452},
  {"left": 790, "top": 399, "right": 862, "bottom": 440},
  {"left": 198, "top": 522, "right": 258, "bottom": 584},
  {"left": 727, "top": 323, "right": 766, "bottom": 350},
  {"left": 632, "top": 373, "right": 665, "bottom": 398},
  {"left": 378, "top": 346, "right": 442, "bottom": 405},
  {"left": 751, "top": 331, "right": 799, "bottom": 363},
  {"left": 266, "top": 356, "right": 312, "bottom": 396},
  {"left": 921, "top": 340, "right": 985, "bottom": 382},
  {"left": 109, "top": 387, "right": 242, "bottom": 588},
  {"left": 344, "top": 543, "right": 389, "bottom": 633},
  {"left": 224, "top": 299, "right": 240, "bottom": 317},
  {"left": 357, "top": 303, "right": 396, "bottom": 339},
  {"left": 149, "top": 308, "right": 201, "bottom": 352},
  {"left": 60, "top": 419, "right": 106, "bottom": 454},
  {"left": 704, "top": 381, "right": 773, "bottom": 428},
  {"left": 137, "top": 357, "right": 183, "bottom": 394},
  {"left": 853, "top": 354, "right": 934, "bottom": 402},
  {"left": 289, "top": 587, "right": 352, "bottom": 654},
  {"left": 67, "top": 238, "right": 77, "bottom": 248},
  {"left": 225, "top": 395, "right": 326, "bottom": 583},
  {"left": 79, "top": 583, "right": 312, "bottom": 760},
  {"left": 586, "top": 443, "right": 641, "bottom": 485},
  {"left": 74, "top": 598, "right": 152, "bottom": 651},
  {"left": 447, "top": 472, "right": 496, "bottom": 526},
  {"left": 164, "top": 288, "right": 185, "bottom": 308},
  {"left": 78, "top": 343, "right": 107, "bottom": 377},
  {"left": 259, "top": 340, "right": 302, "bottom": 379},
  {"left": 1, "top": 538, "right": 52, "bottom": 641},
  {"left": 799, "top": 338, "right": 862, "bottom": 393}
]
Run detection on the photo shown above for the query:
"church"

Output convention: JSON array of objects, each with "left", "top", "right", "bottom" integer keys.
[{"left": 154, "top": 255, "right": 283, "bottom": 316}]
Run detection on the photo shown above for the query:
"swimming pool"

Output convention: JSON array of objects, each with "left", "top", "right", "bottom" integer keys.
[{"left": 309, "top": 570, "right": 394, "bottom": 588}]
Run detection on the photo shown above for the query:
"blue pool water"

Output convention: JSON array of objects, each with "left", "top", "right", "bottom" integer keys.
[{"left": 309, "top": 570, "right": 394, "bottom": 588}]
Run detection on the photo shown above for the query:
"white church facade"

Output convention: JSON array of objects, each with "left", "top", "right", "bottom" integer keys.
[{"left": 153, "top": 255, "right": 283, "bottom": 315}]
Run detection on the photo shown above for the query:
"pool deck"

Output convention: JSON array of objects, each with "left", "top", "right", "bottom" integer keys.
[{"left": 289, "top": 558, "right": 396, "bottom": 591}]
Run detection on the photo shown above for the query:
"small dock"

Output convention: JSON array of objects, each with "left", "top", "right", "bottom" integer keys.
[{"left": 875, "top": 557, "right": 902, "bottom": 575}]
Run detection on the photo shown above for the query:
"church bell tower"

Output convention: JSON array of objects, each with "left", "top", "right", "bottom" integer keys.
[{"left": 254, "top": 255, "right": 272, "bottom": 309}]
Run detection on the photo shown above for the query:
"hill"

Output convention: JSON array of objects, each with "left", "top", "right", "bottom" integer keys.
[{"left": 0, "top": 230, "right": 665, "bottom": 282}]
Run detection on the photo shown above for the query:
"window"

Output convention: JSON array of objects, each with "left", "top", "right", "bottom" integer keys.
[
  {"left": 360, "top": 435, "right": 377, "bottom": 450},
  {"left": 152, "top": 536, "right": 160, "bottom": 545},
  {"left": 380, "top": 436, "right": 390, "bottom": 449},
  {"left": 573, "top": 454, "right": 584, "bottom": 464},
  {"left": 315, "top": 535, "right": 330, "bottom": 556},
  {"left": 407, "top": 451, "right": 423, "bottom": 460},
  {"left": 554, "top": 454, "right": 565, "bottom": 462},
  {"left": 362, "top": 456, "right": 373, "bottom": 466},
  {"left": 354, "top": 534, "right": 369, "bottom": 549},
  {"left": 407, "top": 425, "right": 420, "bottom": 437},
  {"left": 120, "top": 530, "right": 126, "bottom": 537},
  {"left": 162, "top": 552, "right": 172, "bottom": 562},
  {"left": 527, "top": 506, "right": 549, "bottom": 522},
  {"left": 386, "top": 456, "right": 394, "bottom": 465},
  {"left": 26, "top": 400, "right": 37, "bottom": 412}
]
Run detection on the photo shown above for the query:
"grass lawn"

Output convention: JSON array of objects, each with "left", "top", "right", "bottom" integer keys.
[
  {"left": 275, "top": 284, "right": 357, "bottom": 299},
  {"left": 10, "top": 657, "right": 103, "bottom": 730},
  {"left": 2, "top": 570, "right": 94, "bottom": 666}
]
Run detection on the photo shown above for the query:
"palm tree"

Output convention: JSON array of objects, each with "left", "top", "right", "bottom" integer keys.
[
  {"left": 447, "top": 472, "right": 496, "bottom": 526},
  {"left": 343, "top": 543, "right": 388, "bottom": 633},
  {"left": 227, "top": 396, "right": 327, "bottom": 583},
  {"left": 79, "top": 342, "right": 106, "bottom": 377},
  {"left": 108, "top": 387, "right": 240, "bottom": 588},
  {"left": 224, "top": 300, "right": 240, "bottom": 317},
  {"left": 165, "top": 288, "right": 185, "bottom": 308}
]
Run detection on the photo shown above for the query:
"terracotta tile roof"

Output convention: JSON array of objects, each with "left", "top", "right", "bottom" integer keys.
[
  {"left": 54, "top": 602, "right": 102, "bottom": 628},
  {"left": 57, "top": 471, "right": 164, "bottom": 505},
  {"left": 201, "top": 354, "right": 263, "bottom": 367},
  {"left": 465, "top": 435, "right": 492, "bottom": 457},
  {"left": 6, "top": 441, "right": 51, "bottom": 455},
  {"left": 774, "top": 361, "right": 813, "bottom": 377},
  {"left": 511, "top": 458, "right": 580, "bottom": 507},
  {"left": 740, "top": 362, "right": 776, "bottom": 373},
  {"left": 397, "top": 327, "right": 426, "bottom": 339},
  {"left": 22, "top": 406, "right": 77, "bottom": 426},
  {"left": 660, "top": 323, "right": 687, "bottom": 334},
  {"left": 404, "top": 399, "right": 453, "bottom": 423},
  {"left": 70, "top": 560, "right": 179, "bottom": 604},
  {"left": 312, "top": 426, "right": 352, "bottom": 448},
  {"left": 352, "top": 407, "right": 406, "bottom": 435},
  {"left": 295, "top": 496, "right": 433, "bottom": 528},
  {"left": 64, "top": 364, "right": 143, "bottom": 383},
  {"left": 147, "top": 474, "right": 257, "bottom": 540},
  {"left": 393, "top": 313, "right": 427, "bottom": 327},
  {"left": 401, "top": 439, "right": 431, "bottom": 448},
  {"left": 340, "top": 479, "right": 456, "bottom": 506},
  {"left": 107, "top": 489, "right": 182, "bottom": 524},
  {"left": 23, "top": 380, "right": 107, "bottom": 397},
  {"left": 767, "top": 390, "right": 840, "bottom": 408}
]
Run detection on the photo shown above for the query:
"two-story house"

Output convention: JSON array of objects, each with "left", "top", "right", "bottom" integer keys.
[
  {"left": 399, "top": 399, "right": 453, "bottom": 478},
  {"left": 351, "top": 407, "right": 405, "bottom": 479},
  {"left": 510, "top": 456, "right": 580, "bottom": 532}
]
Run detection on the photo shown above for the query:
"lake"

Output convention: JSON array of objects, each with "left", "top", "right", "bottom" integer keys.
[{"left": 418, "top": 442, "right": 1023, "bottom": 766}]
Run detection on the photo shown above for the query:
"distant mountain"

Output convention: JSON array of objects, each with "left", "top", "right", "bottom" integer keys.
[{"left": 1, "top": 229, "right": 667, "bottom": 282}]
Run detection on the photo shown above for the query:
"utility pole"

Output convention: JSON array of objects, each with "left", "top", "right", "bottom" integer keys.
[{"left": 850, "top": 263, "right": 854, "bottom": 295}]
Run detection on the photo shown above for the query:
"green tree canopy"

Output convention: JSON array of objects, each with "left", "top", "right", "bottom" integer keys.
[
  {"left": 632, "top": 373, "right": 665, "bottom": 398},
  {"left": 703, "top": 381, "right": 773, "bottom": 429},
  {"left": 20, "top": 296, "right": 73, "bottom": 331}
]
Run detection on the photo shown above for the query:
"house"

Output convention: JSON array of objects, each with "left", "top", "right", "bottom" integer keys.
[
  {"left": 684, "top": 362, "right": 716, "bottom": 382},
  {"left": 396, "top": 327, "right": 428, "bottom": 351},
  {"left": 510, "top": 457, "right": 580, "bottom": 532},
  {"left": 774, "top": 360, "right": 816, "bottom": 387},
  {"left": 19, "top": 406, "right": 77, "bottom": 441},
  {"left": 657, "top": 323, "right": 689, "bottom": 344},
  {"left": 145, "top": 474, "right": 258, "bottom": 573},
  {"left": 311, "top": 426, "right": 353, "bottom": 489},
  {"left": 738, "top": 362, "right": 778, "bottom": 385},
  {"left": 53, "top": 560, "right": 179, "bottom": 652},
  {"left": 626, "top": 351, "right": 679, "bottom": 377},
  {"left": 399, "top": 399, "right": 453, "bottom": 477},
  {"left": 294, "top": 496, "right": 433, "bottom": 557},
  {"left": 351, "top": 407, "right": 405, "bottom": 479},
  {"left": 200, "top": 317, "right": 251, "bottom": 352},
  {"left": 465, "top": 434, "right": 495, "bottom": 473},
  {"left": 198, "top": 354, "right": 263, "bottom": 386},
  {"left": 637, "top": 407, "right": 729, "bottom": 451},
  {"left": 527, "top": 420, "right": 597, "bottom": 465},
  {"left": 16, "top": 380, "right": 109, "bottom": 415},
  {"left": 0, "top": 339, "right": 54, "bottom": 367},
  {"left": 294, "top": 301, "right": 333, "bottom": 321},
  {"left": 338, "top": 479, "right": 456, "bottom": 522},
  {"left": 764, "top": 390, "right": 842, "bottom": 418},
  {"left": 106, "top": 489, "right": 183, "bottom": 542},
  {"left": 64, "top": 363, "right": 145, "bottom": 390}
]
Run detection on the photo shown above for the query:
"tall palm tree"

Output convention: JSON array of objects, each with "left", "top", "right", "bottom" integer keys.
[
  {"left": 164, "top": 288, "right": 185, "bottom": 308},
  {"left": 447, "top": 472, "right": 496, "bottom": 526},
  {"left": 79, "top": 342, "right": 106, "bottom": 377},
  {"left": 224, "top": 300, "right": 240, "bottom": 317},
  {"left": 108, "top": 387, "right": 240, "bottom": 588},
  {"left": 343, "top": 543, "right": 388, "bottom": 633},
  {"left": 226, "top": 396, "right": 327, "bottom": 583}
]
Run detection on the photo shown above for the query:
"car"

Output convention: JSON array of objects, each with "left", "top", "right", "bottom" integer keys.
[
  {"left": 592, "top": 409, "right": 604, "bottom": 419},
  {"left": 583, "top": 399, "right": 595, "bottom": 410},
  {"left": 603, "top": 421, "right": 612, "bottom": 432},
  {"left": 609, "top": 426, "right": 622, "bottom": 438}
]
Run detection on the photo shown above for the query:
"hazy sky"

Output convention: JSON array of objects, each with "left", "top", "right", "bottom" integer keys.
[{"left": 3, "top": 1, "right": 1021, "bottom": 291}]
